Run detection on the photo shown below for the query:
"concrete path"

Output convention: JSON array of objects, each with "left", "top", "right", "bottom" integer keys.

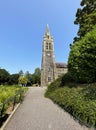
[{"left": 4, "top": 87, "right": 90, "bottom": 130}]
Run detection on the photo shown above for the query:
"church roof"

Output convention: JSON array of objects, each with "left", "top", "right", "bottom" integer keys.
[{"left": 56, "top": 62, "right": 67, "bottom": 68}]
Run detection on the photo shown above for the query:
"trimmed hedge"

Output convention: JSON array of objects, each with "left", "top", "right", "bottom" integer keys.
[{"left": 45, "top": 84, "right": 96, "bottom": 128}]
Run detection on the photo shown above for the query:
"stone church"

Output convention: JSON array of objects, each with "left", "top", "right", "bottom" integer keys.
[{"left": 41, "top": 25, "right": 67, "bottom": 86}]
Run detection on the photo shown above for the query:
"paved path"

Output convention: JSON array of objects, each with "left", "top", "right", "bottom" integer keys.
[{"left": 4, "top": 87, "right": 90, "bottom": 130}]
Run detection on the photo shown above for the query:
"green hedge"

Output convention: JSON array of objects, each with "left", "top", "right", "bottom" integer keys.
[
  {"left": 45, "top": 84, "right": 96, "bottom": 128},
  {"left": 45, "top": 76, "right": 63, "bottom": 95}
]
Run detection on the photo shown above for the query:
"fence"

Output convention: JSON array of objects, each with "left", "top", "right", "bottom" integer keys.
[{"left": 0, "top": 89, "right": 25, "bottom": 126}]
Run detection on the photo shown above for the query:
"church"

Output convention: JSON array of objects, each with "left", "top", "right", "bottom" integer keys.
[{"left": 41, "top": 25, "right": 67, "bottom": 86}]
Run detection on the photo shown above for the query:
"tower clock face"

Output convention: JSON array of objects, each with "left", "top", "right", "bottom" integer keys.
[{"left": 47, "top": 52, "right": 51, "bottom": 56}]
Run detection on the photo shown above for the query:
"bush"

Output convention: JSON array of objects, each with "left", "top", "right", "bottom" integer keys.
[
  {"left": 0, "top": 85, "right": 28, "bottom": 118},
  {"left": 45, "top": 76, "right": 63, "bottom": 96},
  {"left": 45, "top": 73, "right": 76, "bottom": 97},
  {"left": 61, "top": 72, "right": 76, "bottom": 86},
  {"left": 68, "top": 26, "right": 96, "bottom": 83},
  {"left": 45, "top": 84, "right": 96, "bottom": 128}
]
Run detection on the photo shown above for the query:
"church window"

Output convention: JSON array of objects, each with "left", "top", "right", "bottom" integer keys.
[
  {"left": 62, "top": 68, "right": 64, "bottom": 71},
  {"left": 49, "top": 43, "right": 51, "bottom": 50},
  {"left": 58, "top": 73, "right": 61, "bottom": 77},
  {"left": 47, "top": 35, "right": 49, "bottom": 39},
  {"left": 48, "top": 67, "right": 51, "bottom": 72},
  {"left": 46, "top": 43, "right": 49, "bottom": 49},
  {"left": 48, "top": 77, "right": 51, "bottom": 82},
  {"left": 46, "top": 43, "right": 52, "bottom": 50}
]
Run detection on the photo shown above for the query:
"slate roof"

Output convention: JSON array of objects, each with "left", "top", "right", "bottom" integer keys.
[{"left": 56, "top": 62, "right": 67, "bottom": 68}]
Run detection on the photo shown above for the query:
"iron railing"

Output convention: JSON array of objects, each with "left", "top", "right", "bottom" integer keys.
[{"left": 0, "top": 89, "right": 25, "bottom": 126}]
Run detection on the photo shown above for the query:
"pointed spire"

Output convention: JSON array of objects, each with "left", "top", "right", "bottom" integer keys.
[{"left": 45, "top": 24, "right": 50, "bottom": 35}]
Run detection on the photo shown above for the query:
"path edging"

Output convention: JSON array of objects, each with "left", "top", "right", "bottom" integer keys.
[{"left": 0, "top": 103, "right": 20, "bottom": 130}]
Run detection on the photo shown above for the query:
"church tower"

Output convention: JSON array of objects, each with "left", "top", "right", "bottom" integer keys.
[{"left": 41, "top": 25, "right": 56, "bottom": 86}]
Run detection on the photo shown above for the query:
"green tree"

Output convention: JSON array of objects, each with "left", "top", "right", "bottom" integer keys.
[
  {"left": 74, "top": 0, "right": 96, "bottom": 41},
  {"left": 18, "top": 70, "right": 24, "bottom": 76},
  {"left": 8, "top": 74, "right": 19, "bottom": 85},
  {"left": 68, "top": 26, "right": 96, "bottom": 83},
  {"left": 34, "top": 68, "right": 41, "bottom": 85},
  {"left": 25, "top": 71, "right": 32, "bottom": 86},
  {"left": 19, "top": 76, "right": 28, "bottom": 86},
  {"left": 31, "top": 74, "right": 36, "bottom": 85},
  {"left": 31, "top": 68, "right": 41, "bottom": 86},
  {"left": 0, "top": 68, "right": 10, "bottom": 85}
]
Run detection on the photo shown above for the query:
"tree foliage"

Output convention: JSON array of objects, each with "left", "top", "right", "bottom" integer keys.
[
  {"left": 68, "top": 27, "right": 96, "bottom": 83},
  {"left": 25, "top": 71, "right": 32, "bottom": 86},
  {"left": 8, "top": 74, "right": 19, "bottom": 85},
  {"left": 19, "top": 76, "right": 28, "bottom": 86},
  {"left": 74, "top": 0, "right": 96, "bottom": 41},
  {"left": 0, "top": 69, "right": 10, "bottom": 85},
  {"left": 0, "top": 67, "right": 41, "bottom": 86},
  {"left": 18, "top": 70, "right": 24, "bottom": 76},
  {"left": 32, "top": 68, "right": 41, "bottom": 85}
]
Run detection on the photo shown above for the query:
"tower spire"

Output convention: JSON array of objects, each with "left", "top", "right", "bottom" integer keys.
[{"left": 45, "top": 24, "right": 50, "bottom": 35}]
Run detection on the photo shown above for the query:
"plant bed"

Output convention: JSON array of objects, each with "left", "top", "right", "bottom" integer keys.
[
  {"left": 0, "top": 114, "right": 9, "bottom": 127},
  {"left": 45, "top": 83, "right": 96, "bottom": 129},
  {"left": 0, "top": 85, "right": 28, "bottom": 128}
]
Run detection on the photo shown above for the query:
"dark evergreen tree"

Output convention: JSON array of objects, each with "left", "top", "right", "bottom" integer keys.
[
  {"left": 33, "top": 68, "right": 41, "bottom": 85},
  {"left": 74, "top": 0, "right": 96, "bottom": 41},
  {"left": 0, "top": 68, "right": 10, "bottom": 85},
  {"left": 8, "top": 74, "right": 19, "bottom": 85}
]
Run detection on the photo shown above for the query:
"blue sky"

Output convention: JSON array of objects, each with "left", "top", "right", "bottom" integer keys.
[{"left": 0, "top": 0, "right": 81, "bottom": 74}]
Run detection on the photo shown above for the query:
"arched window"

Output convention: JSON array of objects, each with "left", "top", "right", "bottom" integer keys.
[
  {"left": 46, "top": 43, "right": 48, "bottom": 49},
  {"left": 46, "top": 43, "right": 51, "bottom": 50},
  {"left": 48, "top": 67, "right": 51, "bottom": 72},
  {"left": 49, "top": 43, "right": 51, "bottom": 50},
  {"left": 48, "top": 77, "right": 51, "bottom": 82}
]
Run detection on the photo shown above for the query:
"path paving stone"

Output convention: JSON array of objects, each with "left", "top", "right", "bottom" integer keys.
[{"left": 4, "top": 87, "right": 91, "bottom": 130}]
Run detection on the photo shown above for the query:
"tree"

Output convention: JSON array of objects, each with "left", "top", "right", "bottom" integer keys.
[
  {"left": 74, "top": 0, "right": 96, "bottom": 41},
  {"left": 25, "top": 71, "right": 32, "bottom": 86},
  {"left": 31, "top": 74, "right": 36, "bottom": 85},
  {"left": 19, "top": 76, "right": 28, "bottom": 86},
  {"left": 0, "top": 68, "right": 10, "bottom": 85},
  {"left": 30, "top": 68, "right": 41, "bottom": 86},
  {"left": 34, "top": 68, "right": 41, "bottom": 85},
  {"left": 8, "top": 74, "right": 19, "bottom": 85},
  {"left": 18, "top": 70, "right": 24, "bottom": 76},
  {"left": 68, "top": 26, "right": 96, "bottom": 83}
]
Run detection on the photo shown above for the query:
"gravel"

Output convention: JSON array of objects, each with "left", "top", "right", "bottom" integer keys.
[{"left": 4, "top": 87, "right": 92, "bottom": 130}]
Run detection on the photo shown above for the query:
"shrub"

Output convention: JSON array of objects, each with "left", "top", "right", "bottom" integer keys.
[
  {"left": 0, "top": 85, "right": 28, "bottom": 118},
  {"left": 45, "top": 76, "right": 63, "bottom": 96},
  {"left": 68, "top": 26, "right": 96, "bottom": 83},
  {"left": 45, "top": 84, "right": 96, "bottom": 128},
  {"left": 61, "top": 72, "right": 76, "bottom": 86}
]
